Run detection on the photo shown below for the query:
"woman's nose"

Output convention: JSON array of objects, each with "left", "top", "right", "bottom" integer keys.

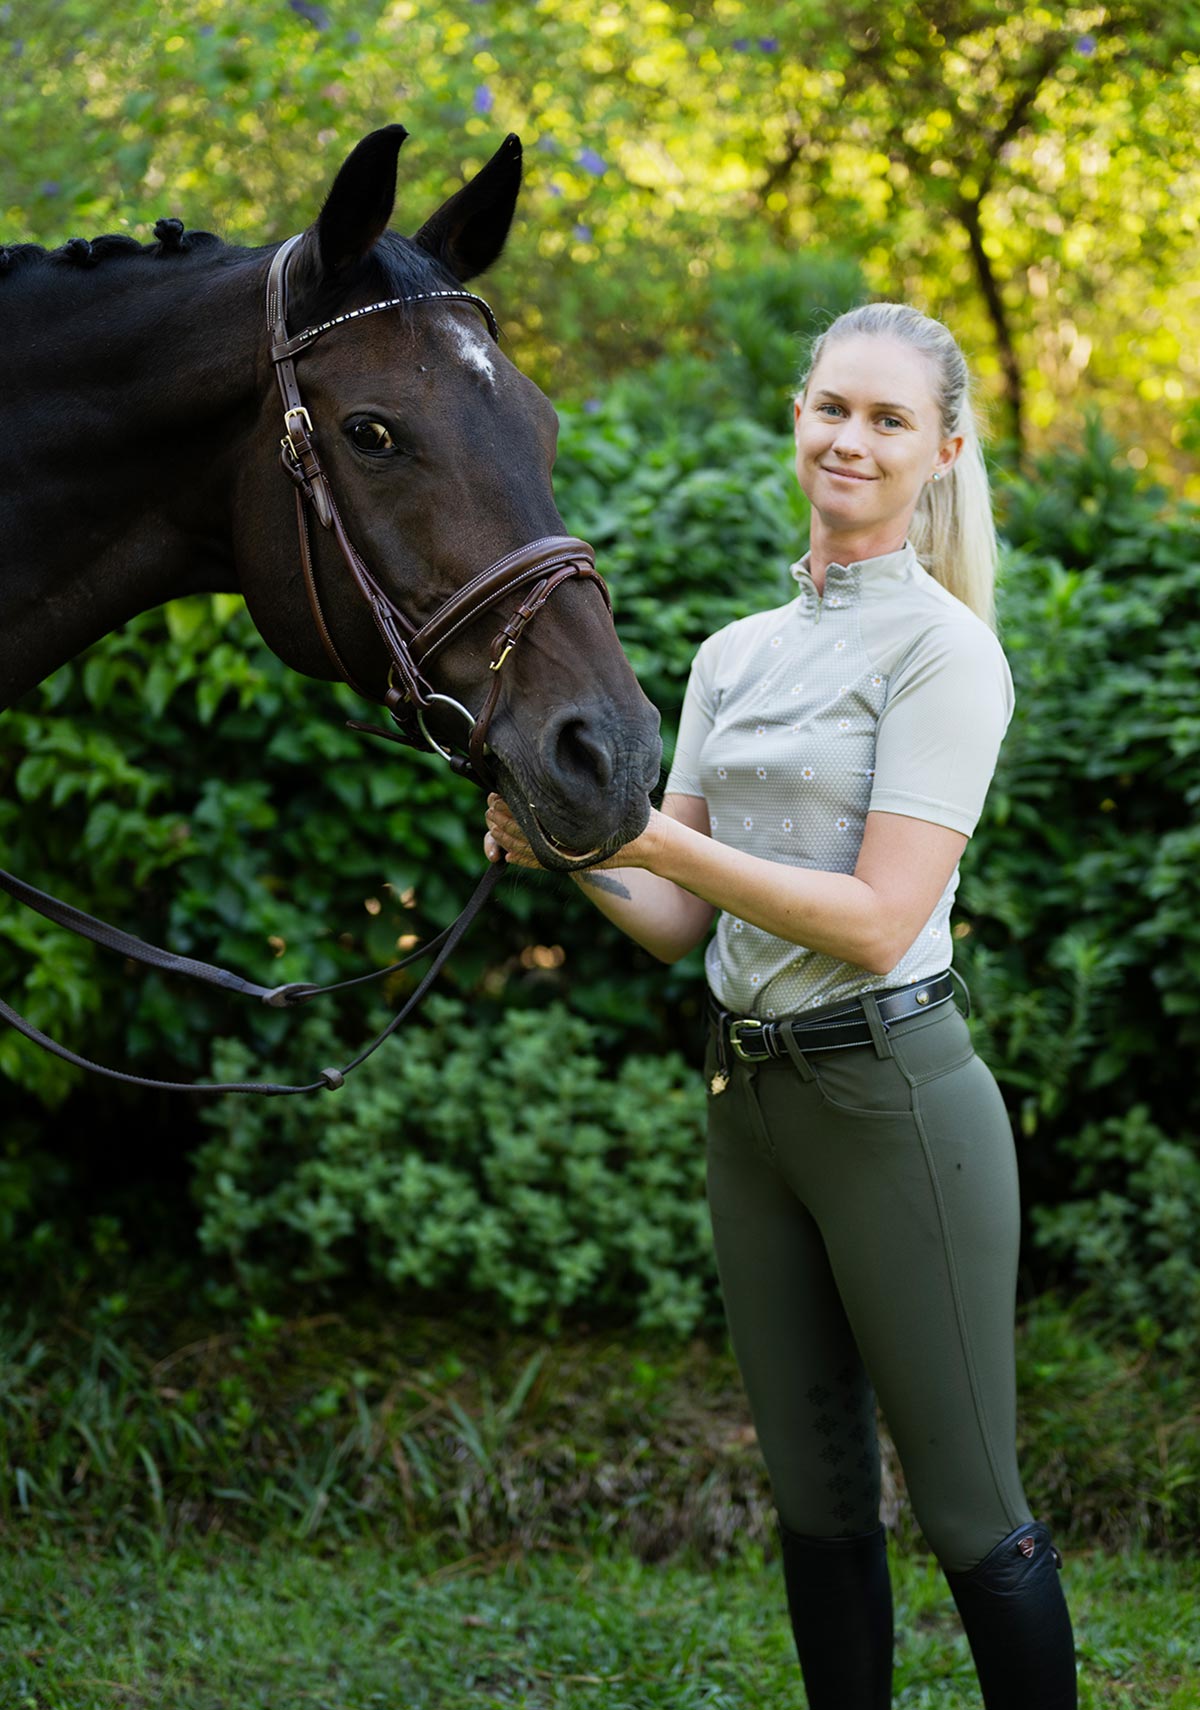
[{"left": 831, "top": 417, "right": 867, "bottom": 455}]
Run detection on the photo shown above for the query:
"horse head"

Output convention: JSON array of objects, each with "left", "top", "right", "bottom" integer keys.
[{"left": 234, "top": 126, "right": 661, "bottom": 867}]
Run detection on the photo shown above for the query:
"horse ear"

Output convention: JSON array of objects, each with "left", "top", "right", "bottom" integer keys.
[
  {"left": 315, "top": 125, "right": 408, "bottom": 276},
  {"left": 413, "top": 133, "right": 522, "bottom": 282}
]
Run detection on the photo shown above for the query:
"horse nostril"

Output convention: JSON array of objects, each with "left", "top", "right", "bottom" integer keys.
[{"left": 551, "top": 715, "right": 615, "bottom": 791}]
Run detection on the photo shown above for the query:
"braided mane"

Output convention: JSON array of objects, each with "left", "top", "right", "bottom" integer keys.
[{"left": 0, "top": 220, "right": 221, "bottom": 279}]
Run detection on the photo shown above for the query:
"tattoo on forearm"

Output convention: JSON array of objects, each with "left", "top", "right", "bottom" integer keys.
[{"left": 578, "top": 871, "right": 632, "bottom": 900}]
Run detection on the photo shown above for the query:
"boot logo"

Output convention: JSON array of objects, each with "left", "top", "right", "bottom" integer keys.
[{"left": 1018, "top": 1536, "right": 1036, "bottom": 1559}]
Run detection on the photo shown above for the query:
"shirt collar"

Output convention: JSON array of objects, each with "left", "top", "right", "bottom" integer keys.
[{"left": 788, "top": 540, "right": 918, "bottom": 604}]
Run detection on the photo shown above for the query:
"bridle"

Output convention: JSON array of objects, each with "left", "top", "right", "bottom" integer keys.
[
  {"left": 265, "top": 232, "right": 611, "bottom": 788},
  {"left": 0, "top": 238, "right": 615, "bottom": 1095}
]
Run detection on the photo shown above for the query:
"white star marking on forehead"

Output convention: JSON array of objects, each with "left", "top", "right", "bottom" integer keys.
[{"left": 444, "top": 315, "right": 497, "bottom": 386}]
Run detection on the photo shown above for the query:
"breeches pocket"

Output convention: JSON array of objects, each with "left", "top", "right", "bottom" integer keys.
[{"left": 808, "top": 1004, "right": 977, "bottom": 1118}]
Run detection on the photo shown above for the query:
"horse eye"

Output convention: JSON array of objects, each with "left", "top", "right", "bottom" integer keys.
[{"left": 347, "top": 419, "right": 395, "bottom": 454}]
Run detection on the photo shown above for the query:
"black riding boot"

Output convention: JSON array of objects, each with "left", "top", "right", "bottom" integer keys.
[
  {"left": 945, "top": 1521, "right": 1077, "bottom": 1709},
  {"left": 779, "top": 1521, "right": 893, "bottom": 1709}
]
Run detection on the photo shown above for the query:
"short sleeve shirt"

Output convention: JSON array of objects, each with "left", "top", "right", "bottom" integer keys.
[{"left": 664, "top": 541, "right": 1015, "bottom": 1017}]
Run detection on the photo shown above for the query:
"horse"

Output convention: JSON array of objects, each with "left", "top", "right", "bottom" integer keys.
[{"left": 0, "top": 124, "right": 662, "bottom": 874}]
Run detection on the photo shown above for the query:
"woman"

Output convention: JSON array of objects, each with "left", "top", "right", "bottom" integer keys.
[{"left": 484, "top": 303, "right": 1076, "bottom": 1709}]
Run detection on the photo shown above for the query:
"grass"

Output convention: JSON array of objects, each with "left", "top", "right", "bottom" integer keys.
[
  {"left": 1, "top": 1290, "right": 1196, "bottom": 1706},
  {"left": 1, "top": 1536, "right": 1197, "bottom": 1709},
  {"left": 1, "top": 1296, "right": 1196, "bottom": 1558}
]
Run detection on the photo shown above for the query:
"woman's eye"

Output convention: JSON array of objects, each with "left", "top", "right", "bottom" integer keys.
[{"left": 348, "top": 419, "right": 396, "bottom": 454}]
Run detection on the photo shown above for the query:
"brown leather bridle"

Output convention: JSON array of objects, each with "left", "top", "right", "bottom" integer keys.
[{"left": 266, "top": 233, "right": 611, "bottom": 788}]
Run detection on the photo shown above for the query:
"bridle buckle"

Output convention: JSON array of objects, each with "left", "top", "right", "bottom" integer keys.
[{"left": 282, "top": 404, "right": 314, "bottom": 458}]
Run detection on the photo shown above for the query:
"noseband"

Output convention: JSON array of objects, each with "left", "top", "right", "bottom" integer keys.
[{"left": 266, "top": 233, "right": 610, "bottom": 787}]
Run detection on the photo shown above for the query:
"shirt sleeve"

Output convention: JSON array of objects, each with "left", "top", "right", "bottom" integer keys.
[
  {"left": 868, "top": 619, "right": 1015, "bottom": 837},
  {"left": 663, "top": 634, "right": 720, "bottom": 799}
]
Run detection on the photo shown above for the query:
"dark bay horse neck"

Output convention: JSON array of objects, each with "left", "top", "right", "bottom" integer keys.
[{"left": 0, "top": 239, "right": 267, "bottom": 706}]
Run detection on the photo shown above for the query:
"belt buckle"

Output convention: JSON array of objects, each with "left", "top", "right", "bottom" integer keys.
[{"left": 728, "top": 1018, "right": 764, "bottom": 1061}]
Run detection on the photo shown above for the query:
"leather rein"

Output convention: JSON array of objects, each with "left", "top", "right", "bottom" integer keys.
[{"left": 0, "top": 237, "right": 611, "bottom": 1096}]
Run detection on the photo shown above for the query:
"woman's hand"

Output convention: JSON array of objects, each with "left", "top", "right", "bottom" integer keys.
[
  {"left": 483, "top": 794, "right": 543, "bottom": 869},
  {"left": 483, "top": 795, "right": 670, "bottom": 873}
]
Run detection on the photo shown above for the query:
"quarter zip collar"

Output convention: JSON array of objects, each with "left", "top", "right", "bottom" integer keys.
[{"left": 789, "top": 540, "right": 918, "bottom": 612}]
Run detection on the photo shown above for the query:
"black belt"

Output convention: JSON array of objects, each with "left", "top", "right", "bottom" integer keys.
[{"left": 709, "top": 970, "right": 957, "bottom": 1062}]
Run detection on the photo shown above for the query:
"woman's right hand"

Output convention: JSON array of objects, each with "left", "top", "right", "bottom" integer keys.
[{"left": 483, "top": 793, "right": 544, "bottom": 870}]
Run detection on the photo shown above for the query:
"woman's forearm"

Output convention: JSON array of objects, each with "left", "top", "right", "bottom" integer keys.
[
  {"left": 483, "top": 792, "right": 716, "bottom": 962},
  {"left": 633, "top": 811, "right": 891, "bottom": 974},
  {"left": 568, "top": 865, "right": 715, "bottom": 963}
]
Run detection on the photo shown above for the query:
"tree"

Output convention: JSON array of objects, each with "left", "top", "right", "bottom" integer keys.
[{"left": 3, "top": 1, "right": 1198, "bottom": 479}]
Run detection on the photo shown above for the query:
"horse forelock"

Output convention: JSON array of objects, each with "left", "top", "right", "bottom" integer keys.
[{"left": 369, "top": 229, "right": 460, "bottom": 299}]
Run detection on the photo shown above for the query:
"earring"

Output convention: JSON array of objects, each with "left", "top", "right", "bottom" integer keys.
[{"left": 930, "top": 471, "right": 942, "bottom": 482}]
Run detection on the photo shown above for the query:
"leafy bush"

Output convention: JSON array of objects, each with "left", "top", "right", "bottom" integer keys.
[
  {"left": 555, "top": 406, "right": 809, "bottom": 742},
  {"left": 1031, "top": 1106, "right": 1200, "bottom": 1361},
  {"left": 957, "top": 436, "right": 1200, "bottom": 1151},
  {"left": 1015, "top": 1296, "right": 1199, "bottom": 1550},
  {"left": 195, "top": 996, "right": 715, "bottom": 1336},
  {"left": 3, "top": 390, "right": 1199, "bottom": 1347}
]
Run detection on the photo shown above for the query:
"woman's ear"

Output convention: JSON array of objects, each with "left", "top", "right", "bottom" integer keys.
[{"left": 934, "top": 433, "right": 965, "bottom": 477}]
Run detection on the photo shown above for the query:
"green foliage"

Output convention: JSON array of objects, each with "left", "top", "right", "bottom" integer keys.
[
  {"left": 0, "top": 594, "right": 487, "bottom": 1110},
  {"left": 3, "top": 400, "right": 1200, "bottom": 1350},
  {"left": 3, "top": 3, "right": 1197, "bottom": 480},
  {"left": 195, "top": 996, "right": 714, "bottom": 1337},
  {"left": 706, "top": 251, "right": 870, "bottom": 431},
  {"left": 954, "top": 429, "right": 1200, "bottom": 1158},
  {"left": 1016, "top": 1297, "right": 1200, "bottom": 1553},
  {"left": 556, "top": 403, "right": 809, "bottom": 745},
  {"left": 1031, "top": 1108, "right": 1200, "bottom": 1361}
]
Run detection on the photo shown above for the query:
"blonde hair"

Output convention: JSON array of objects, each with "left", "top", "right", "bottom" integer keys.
[{"left": 797, "top": 303, "right": 999, "bottom": 631}]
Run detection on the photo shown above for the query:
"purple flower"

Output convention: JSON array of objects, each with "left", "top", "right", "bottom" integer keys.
[
  {"left": 198, "top": 23, "right": 213, "bottom": 35},
  {"left": 732, "top": 37, "right": 749, "bottom": 51},
  {"left": 473, "top": 84, "right": 494, "bottom": 115},
  {"left": 583, "top": 399, "right": 602, "bottom": 414},
  {"left": 1076, "top": 34, "right": 1096, "bottom": 54},
  {"left": 289, "top": 0, "right": 330, "bottom": 28},
  {"left": 547, "top": 183, "right": 563, "bottom": 197},
  {"left": 40, "top": 180, "right": 60, "bottom": 197},
  {"left": 758, "top": 37, "right": 778, "bottom": 51},
  {"left": 577, "top": 148, "right": 607, "bottom": 177},
  {"left": 573, "top": 223, "right": 592, "bottom": 242},
  {"left": 346, "top": 29, "right": 362, "bottom": 45}
]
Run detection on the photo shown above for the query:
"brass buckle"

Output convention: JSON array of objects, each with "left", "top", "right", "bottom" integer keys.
[
  {"left": 283, "top": 405, "right": 314, "bottom": 460},
  {"left": 284, "top": 405, "right": 313, "bottom": 437},
  {"left": 728, "top": 1018, "right": 764, "bottom": 1061}
]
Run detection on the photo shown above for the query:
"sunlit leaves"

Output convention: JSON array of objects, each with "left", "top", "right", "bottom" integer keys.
[{"left": 1, "top": 2, "right": 1197, "bottom": 481}]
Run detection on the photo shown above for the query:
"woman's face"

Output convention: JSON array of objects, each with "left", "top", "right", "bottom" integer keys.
[{"left": 793, "top": 334, "right": 961, "bottom": 541}]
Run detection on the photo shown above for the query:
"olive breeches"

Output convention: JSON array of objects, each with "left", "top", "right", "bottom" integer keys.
[{"left": 704, "top": 993, "right": 1032, "bottom": 1575}]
